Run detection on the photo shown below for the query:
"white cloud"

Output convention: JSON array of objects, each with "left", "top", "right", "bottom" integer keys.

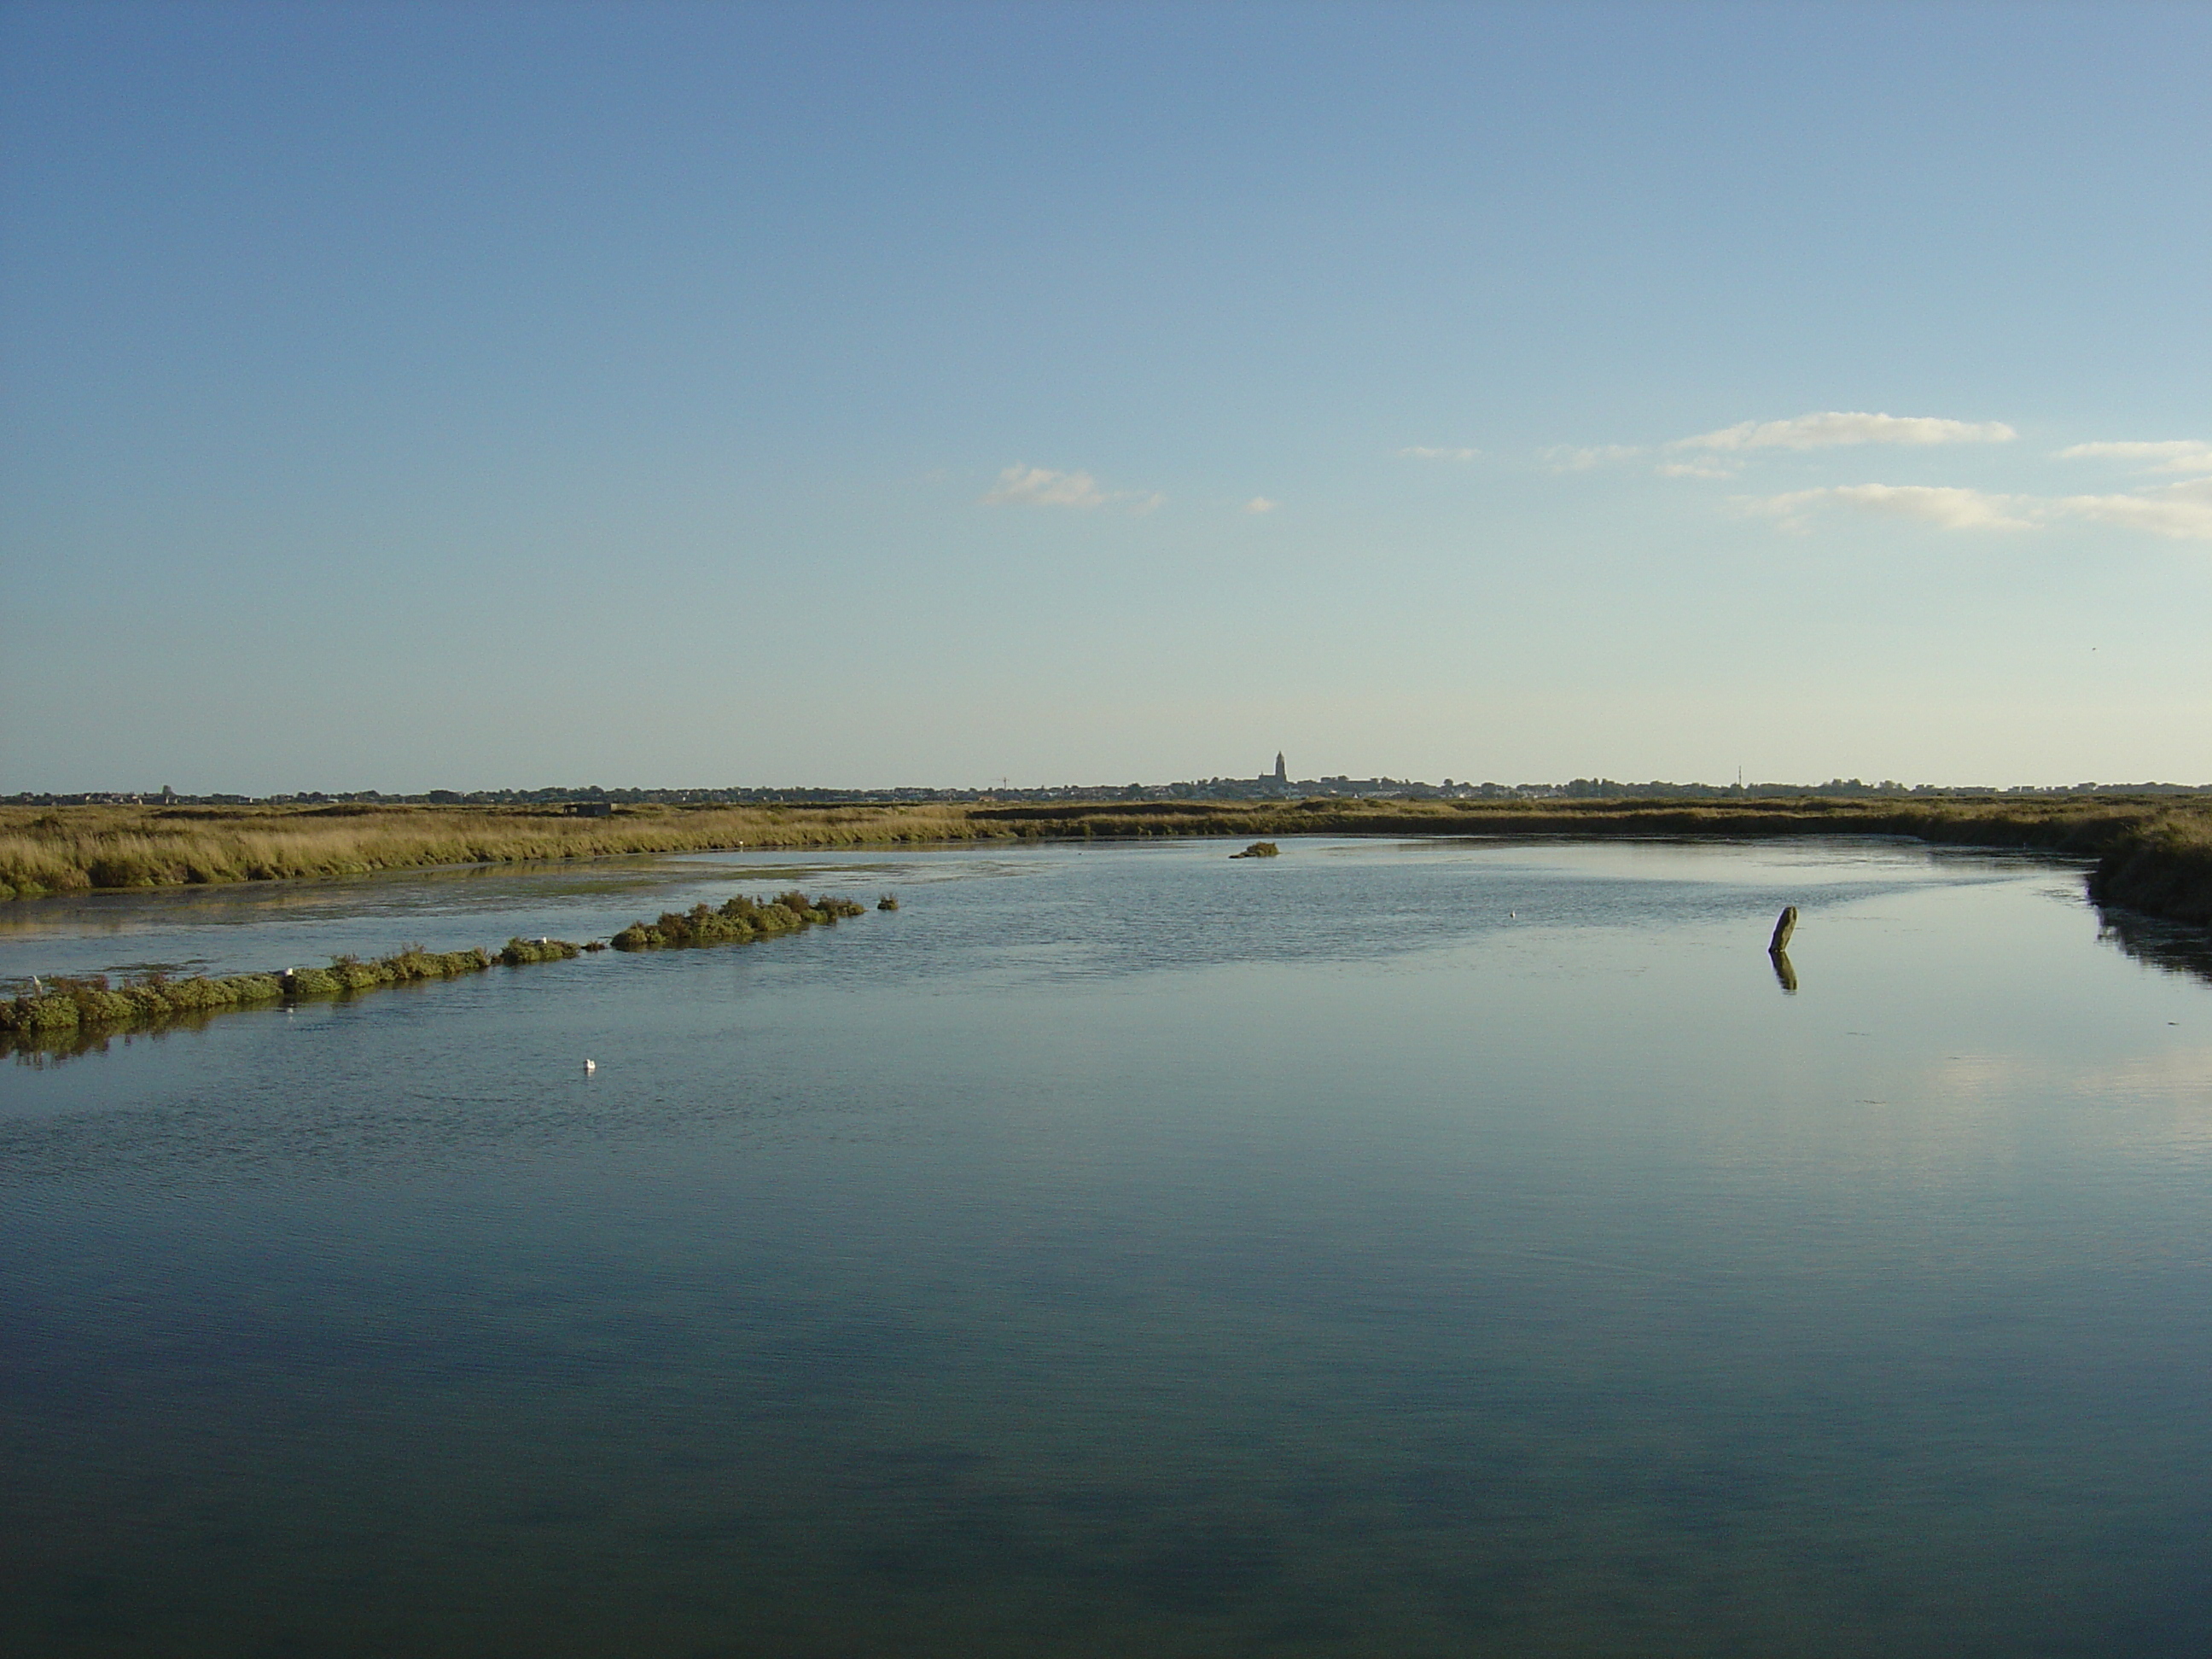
[
  {"left": 1754, "top": 484, "right": 2035, "bottom": 533},
  {"left": 2051, "top": 477, "right": 2212, "bottom": 540},
  {"left": 2056, "top": 439, "right": 2212, "bottom": 475},
  {"left": 1241, "top": 497, "right": 1278, "bottom": 514},
  {"left": 1655, "top": 459, "right": 1738, "bottom": 480},
  {"left": 1679, "top": 411, "right": 2017, "bottom": 452},
  {"left": 1400, "top": 445, "right": 1481, "bottom": 462},
  {"left": 1542, "top": 443, "right": 1644, "bottom": 471},
  {"left": 1750, "top": 476, "right": 2212, "bottom": 541},
  {"left": 982, "top": 465, "right": 1107, "bottom": 509},
  {"left": 981, "top": 464, "right": 1159, "bottom": 513}
]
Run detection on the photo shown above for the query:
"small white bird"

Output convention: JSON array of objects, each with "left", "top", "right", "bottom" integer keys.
[{"left": 584, "top": 1058, "right": 597, "bottom": 1074}]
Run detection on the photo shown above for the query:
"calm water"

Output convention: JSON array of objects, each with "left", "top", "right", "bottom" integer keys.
[{"left": 3, "top": 837, "right": 2209, "bottom": 1657}]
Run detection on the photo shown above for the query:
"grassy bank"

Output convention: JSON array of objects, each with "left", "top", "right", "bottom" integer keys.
[
  {"left": 0, "top": 801, "right": 981, "bottom": 901},
  {"left": 965, "top": 796, "right": 2212, "bottom": 927},
  {"left": 0, "top": 936, "right": 581, "bottom": 1052},
  {"left": 6, "top": 795, "right": 2209, "bottom": 929}
]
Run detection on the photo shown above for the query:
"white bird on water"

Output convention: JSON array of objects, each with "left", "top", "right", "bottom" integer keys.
[{"left": 584, "top": 1058, "right": 597, "bottom": 1074}]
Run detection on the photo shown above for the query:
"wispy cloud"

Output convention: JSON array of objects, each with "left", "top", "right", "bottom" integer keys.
[
  {"left": 2050, "top": 477, "right": 2212, "bottom": 540},
  {"left": 1755, "top": 483, "right": 2035, "bottom": 533},
  {"left": 981, "top": 464, "right": 1159, "bottom": 513},
  {"left": 1241, "top": 497, "right": 1278, "bottom": 515},
  {"left": 1400, "top": 445, "right": 1481, "bottom": 462},
  {"left": 1541, "top": 443, "right": 1644, "bottom": 472},
  {"left": 982, "top": 465, "right": 1108, "bottom": 509},
  {"left": 1679, "top": 411, "right": 2017, "bottom": 452},
  {"left": 2057, "top": 439, "right": 2212, "bottom": 475},
  {"left": 1750, "top": 476, "right": 2212, "bottom": 541},
  {"left": 1655, "top": 459, "right": 1737, "bottom": 480}
]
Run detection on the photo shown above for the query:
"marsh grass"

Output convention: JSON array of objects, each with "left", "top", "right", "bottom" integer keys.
[
  {"left": 0, "top": 802, "right": 987, "bottom": 901},
  {"left": 610, "top": 891, "right": 867, "bottom": 952},
  {"left": 1231, "top": 841, "right": 1281, "bottom": 859}
]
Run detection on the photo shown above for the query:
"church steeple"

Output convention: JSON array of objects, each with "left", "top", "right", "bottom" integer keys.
[{"left": 1273, "top": 751, "right": 1287, "bottom": 784}]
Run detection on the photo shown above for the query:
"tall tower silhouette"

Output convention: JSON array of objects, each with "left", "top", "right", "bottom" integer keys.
[{"left": 1273, "top": 752, "right": 1287, "bottom": 785}]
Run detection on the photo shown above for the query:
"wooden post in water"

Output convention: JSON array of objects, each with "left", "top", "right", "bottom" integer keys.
[{"left": 1768, "top": 905, "right": 1798, "bottom": 954}]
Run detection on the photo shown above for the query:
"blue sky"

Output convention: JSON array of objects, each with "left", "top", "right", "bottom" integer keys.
[{"left": 3, "top": 0, "right": 2207, "bottom": 792}]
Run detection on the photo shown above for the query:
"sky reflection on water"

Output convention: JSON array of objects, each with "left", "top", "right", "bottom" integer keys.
[{"left": 3, "top": 839, "right": 2209, "bottom": 1656}]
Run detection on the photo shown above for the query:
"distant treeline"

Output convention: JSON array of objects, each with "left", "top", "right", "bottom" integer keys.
[{"left": 3, "top": 795, "right": 2208, "bottom": 931}]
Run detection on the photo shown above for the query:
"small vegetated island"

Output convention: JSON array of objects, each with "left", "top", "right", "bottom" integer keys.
[
  {"left": 2, "top": 889, "right": 870, "bottom": 1057},
  {"left": 611, "top": 890, "right": 867, "bottom": 950}
]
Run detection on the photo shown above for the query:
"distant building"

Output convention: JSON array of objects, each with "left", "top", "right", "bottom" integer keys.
[{"left": 1274, "top": 752, "right": 1287, "bottom": 785}]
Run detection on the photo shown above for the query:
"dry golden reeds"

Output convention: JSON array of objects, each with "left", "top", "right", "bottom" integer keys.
[{"left": 0, "top": 803, "right": 989, "bottom": 900}]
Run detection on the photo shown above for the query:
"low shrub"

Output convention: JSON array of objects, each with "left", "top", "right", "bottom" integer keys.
[
  {"left": 500, "top": 937, "right": 582, "bottom": 965},
  {"left": 162, "top": 977, "right": 242, "bottom": 1010},
  {"left": 226, "top": 974, "right": 285, "bottom": 1004},
  {"left": 329, "top": 955, "right": 393, "bottom": 991}
]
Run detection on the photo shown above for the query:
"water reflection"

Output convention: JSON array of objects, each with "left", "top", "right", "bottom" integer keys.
[
  {"left": 1770, "top": 949, "right": 1799, "bottom": 994},
  {"left": 2096, "top": 904, "right": 2212, "bottom": 987}
]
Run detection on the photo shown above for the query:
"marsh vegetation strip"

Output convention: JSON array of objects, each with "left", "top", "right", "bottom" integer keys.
[
  {"left": 3, "top": 838, "right": 2209, "bottom": 1655},
  {"left": 6, "top": 797, "right": 2210, "bottom": 930},
  {"left": 2, "top": 883, "right": 876, "bottom": 1054},
  {"left": 0, "top": 939, "right": 582, "bottom": 1052}
]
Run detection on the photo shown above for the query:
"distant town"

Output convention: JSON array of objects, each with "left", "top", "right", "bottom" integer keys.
[{"left": 11, "top": 754, "right": 2208, "bottom": 812}]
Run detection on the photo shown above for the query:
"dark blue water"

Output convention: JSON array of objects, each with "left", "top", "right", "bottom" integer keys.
[{"left": 3, "top": 837, "right": 2209, "bottom": 1656}]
